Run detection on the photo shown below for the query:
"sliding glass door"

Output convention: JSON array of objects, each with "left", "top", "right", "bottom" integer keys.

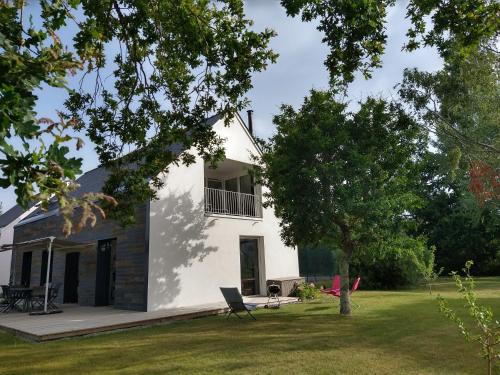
[{"left": 240, "top": 238, "right": 260, "bottom": 296}]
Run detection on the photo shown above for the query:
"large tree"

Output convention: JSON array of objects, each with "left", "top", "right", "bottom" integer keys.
[
  {"left": 281, "top": 0, "right": 499, "bottom": 85},
  {"left": 0, "top": 0, "right": 276, "bottom": 233},
  {"left": 256, "top": 91, "right": 427, "bottom": 315},
  {"left": 399, "top": 44, "right": 500, "bottom": 203},
  {"left": 401, "top": 45, "right": 500, "bottom": 273}
]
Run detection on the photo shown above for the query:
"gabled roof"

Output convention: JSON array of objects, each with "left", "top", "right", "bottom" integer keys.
[
  {"left": 0, "top": 204, "right": 29, "bottom": 228},
  {"left": 21, "top": 167, "right": 111, "bottom": 221},
  {"left": 205, "top": 113, "right": 221, "bottom": 127},
  {"left": 70, "top": 166, "right": 110, "bottom": 199}
]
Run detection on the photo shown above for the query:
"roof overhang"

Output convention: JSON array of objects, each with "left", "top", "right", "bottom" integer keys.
[{"left": 0, "top": 236, "right": 94, "bottom": 252}]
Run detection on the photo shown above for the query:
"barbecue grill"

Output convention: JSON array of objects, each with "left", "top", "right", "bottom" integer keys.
[{"left": 265, "top": 283, "right": 281, "bottom": 309}]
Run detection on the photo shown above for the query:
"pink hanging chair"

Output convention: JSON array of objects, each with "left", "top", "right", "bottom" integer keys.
[
  {"left": 321, "top": 276, "right": 361, "bottom": 307},
  {"left": 320, "top": 274, "right": 341, "bottom": 295}
]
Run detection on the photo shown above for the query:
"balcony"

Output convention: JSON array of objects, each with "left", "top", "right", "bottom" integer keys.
[
  {"left": 204, "top": 159, "right": 263, "bottom": 218},
  {"left": 204, "top": 188, "right": 262, "bottom": 218}
]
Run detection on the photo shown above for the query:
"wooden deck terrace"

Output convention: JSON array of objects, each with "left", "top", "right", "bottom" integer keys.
[{"left": 0, "top": 296, "right": 298, "bottom": 342}]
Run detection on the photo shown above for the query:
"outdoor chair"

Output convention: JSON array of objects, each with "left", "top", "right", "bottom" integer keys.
[
  {"left": 0, "top": 285, "right": 9, "bottom": 310},
  {"left": 348, "top": 277, "right": 361, "bottom": 308},
  {"left": 1, "top": 285, "right": 20, "bottom": 313},
  {"left": 1, "top": 285, "right": 8, "bottom": 299},
  {"left": 322, "top": 276, "right": 361, "bottom": 307},
  {"left": 47, "top": 283, "right": 61, "bottom": 310},
  {"left": 320, "top": 275, "right": 341, "bottom": 296},
  {"left": 1, "top": 287, "right": 32, "bottom": 313},
  {"left": 30, "top": 286, "right": 47, "bottom": 310},
  {"left": 351, "top": 277, "right": 361, "bottom": 294},
  {"left": 220, "top": 287, "right": 258, "bottom": 320}
]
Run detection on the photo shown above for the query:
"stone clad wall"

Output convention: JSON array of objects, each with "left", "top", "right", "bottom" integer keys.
[{"left": 11, "top": 203, "right": 149, "bottom": 311}]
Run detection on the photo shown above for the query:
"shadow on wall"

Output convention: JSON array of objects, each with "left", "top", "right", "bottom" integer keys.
[{"left": 149, "top": 191, "right": 218, "bottom": 310}]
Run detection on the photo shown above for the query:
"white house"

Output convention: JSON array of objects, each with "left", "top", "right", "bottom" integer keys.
[
  {"left": 7, "top": 113, "right": 300, "bottom": 311},
  {"left": 147, "top": 113, "right": 300, "bottom": 310}
]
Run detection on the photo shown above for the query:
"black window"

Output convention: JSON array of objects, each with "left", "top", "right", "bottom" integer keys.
[
  {"left": 206, "top": 178, "right": 223, "bottom": 190},
  {"left": 239, "top": 175, "right": 254, "bottom": 195},
  {"left": 21, "top": 251, "right": 32, "bottom": 287},
  {"left": 225, "top": 178, "right": 238, "bottom": 192}
]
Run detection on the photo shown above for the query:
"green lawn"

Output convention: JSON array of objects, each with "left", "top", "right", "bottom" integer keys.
[{"left": 1, "top": 278, "right": 499, "bottom": 375}]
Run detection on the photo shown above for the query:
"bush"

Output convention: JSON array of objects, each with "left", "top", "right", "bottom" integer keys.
[
  {"left": 351, "top": 236, "right": 435, "bottom": 289},
  {"left": 291, "top": 282, "right": 321, "bottom": 300}
]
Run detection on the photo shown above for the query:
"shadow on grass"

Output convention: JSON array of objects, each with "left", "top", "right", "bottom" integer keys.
[{"left": 304, "top": 305, "right": 332, "bottom": 312}]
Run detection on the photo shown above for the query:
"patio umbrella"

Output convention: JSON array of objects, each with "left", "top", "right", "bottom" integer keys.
[{"left": 0, "top": 236, "right": 94, "bottom": 315}]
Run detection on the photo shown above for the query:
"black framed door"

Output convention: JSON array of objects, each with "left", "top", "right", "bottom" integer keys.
[
  {"left": 95, "top": 239, "right": 115, "bottom": 306},
  {"left": 240, "top": 239, "right": 260, "bottom": 296},
  {"left": 63, "top": 252, "right": 79, "bottom": 303},
  {"left": 21, "top": 251, "right": 32, "bottom": 287}
]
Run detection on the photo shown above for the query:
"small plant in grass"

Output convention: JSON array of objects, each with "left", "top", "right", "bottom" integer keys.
[
  {"left": 437, "top": 261, "right": 500, "bottom": 375},
  {"left": 292, "top": 282, "right": 320, "bottom": 301},
  {"left": 421, "top": 266, "right": 444, "bottom": 295}
]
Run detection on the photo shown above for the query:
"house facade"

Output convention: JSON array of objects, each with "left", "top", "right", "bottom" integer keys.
[
  {"left": 0, "top": 204, "right": 39, "bottom": 285},
  {"left": 6, "top": 114, "right": 300, "bottom": 311}
]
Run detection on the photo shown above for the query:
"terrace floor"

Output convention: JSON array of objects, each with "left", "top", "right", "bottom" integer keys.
[{"left": 0, "top": 296, "right": 298, "bottom": 342}]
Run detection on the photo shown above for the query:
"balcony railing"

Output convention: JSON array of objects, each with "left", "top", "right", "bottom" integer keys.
[{"left": 204, "top": 188, "right": 262, "bottom": 218}]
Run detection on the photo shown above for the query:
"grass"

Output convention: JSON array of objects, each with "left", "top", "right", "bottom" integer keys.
[{"left": 0, "top": 277, "right": 499, "bottom": 375}]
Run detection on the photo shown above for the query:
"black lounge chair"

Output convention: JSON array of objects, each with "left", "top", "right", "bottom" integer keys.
[{"left": 220, "top": 287, "right": 257, "bottom": 320}]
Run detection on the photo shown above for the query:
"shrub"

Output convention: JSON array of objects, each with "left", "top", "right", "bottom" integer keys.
[
  {"left": 291, "top": 282, "right": 320, "bottom": 301},
  {"left": 351, "top": 236, "right": 435, "bottom": 289}
]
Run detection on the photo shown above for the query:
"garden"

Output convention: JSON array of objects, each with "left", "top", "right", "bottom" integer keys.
[
  {"left": 1, "top": 1, "right": 498, "bottom": 374},
  {"left": 0, "top": 277, "right": 498, "bottom": 375}
]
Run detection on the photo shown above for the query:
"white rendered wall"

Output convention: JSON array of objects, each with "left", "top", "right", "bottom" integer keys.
[
  {"left": 0, "top": 206, "right": 39, "bottom": 285},
  {"left": 147, "top": 116, "right": 299, "bottom": 311},
  {"left": 0, "top": 227, "right": 13, "bottom": 285}
]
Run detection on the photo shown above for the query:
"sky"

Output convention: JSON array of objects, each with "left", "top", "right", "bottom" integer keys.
[{"left": 0, "top": 0, "right": 442, "bottom": 212}]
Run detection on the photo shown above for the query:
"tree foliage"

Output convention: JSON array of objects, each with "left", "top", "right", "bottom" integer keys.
[
  {"left": 399, "top": 46, "right": 499, "bottom": 165},
  {"left": 403, "top": 44, "right": 500, "bottom": 275},
  {"left": 281, "top": 0, "right": 500, "bottom": 85},
  {"left": 399, "top": 45, "right": 500, "bottom": 204},
  {"left": 0, "top": 0, "right": 118, "bottom": 234},
  {"left": 414, "top": 155, "right": 500, "bottom": 276},
  {"left": 0, "top": 0, "right": 276, "bottom": 232},
  {"left": 256, "top": 91, "right": 427, "bottom": 315}
]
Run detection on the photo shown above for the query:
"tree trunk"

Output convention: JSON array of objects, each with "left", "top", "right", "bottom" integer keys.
[
  {"left": 332, "top": 216, "right": 354, "bottom": 316},
  {"left": 339, "top": 252, "right": 351, "bottom": 316}
]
